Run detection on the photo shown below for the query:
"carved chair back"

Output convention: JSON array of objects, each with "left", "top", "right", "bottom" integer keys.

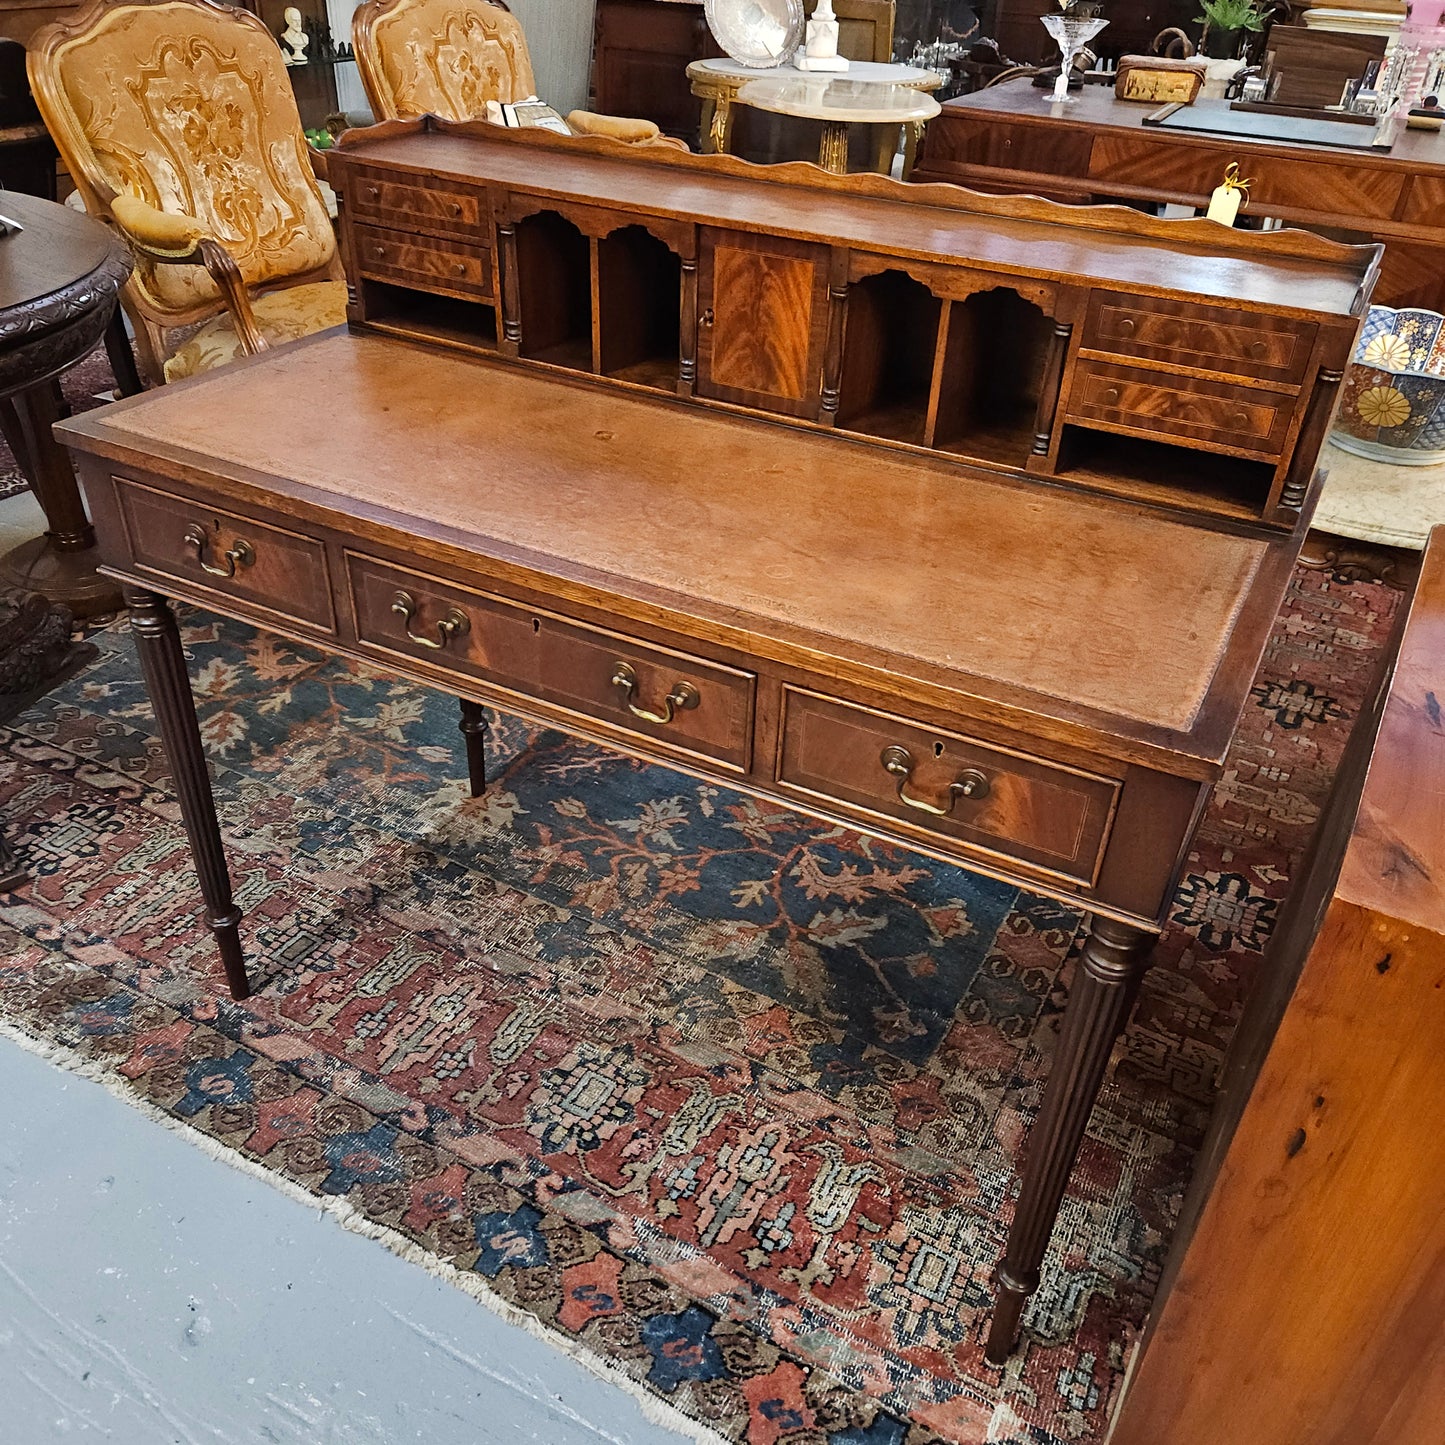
[
  {"left": 28, "top": 0, "right": 338, "bottom": 363},
  {"left": 352, "top": 0, "right": 537, "bottom": 123}
]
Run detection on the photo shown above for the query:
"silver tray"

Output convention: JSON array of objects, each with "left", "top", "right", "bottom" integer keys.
[{"left": 704, "top": 0, "right": 805, "bottom": 69}]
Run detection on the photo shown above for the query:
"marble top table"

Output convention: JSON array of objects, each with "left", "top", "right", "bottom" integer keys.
[
  {"left": 1303, "top": 441, "right": 1445, "bottom": 586},
  {"left": 687, "top": 57, "right": 943, "bottom": 172}
]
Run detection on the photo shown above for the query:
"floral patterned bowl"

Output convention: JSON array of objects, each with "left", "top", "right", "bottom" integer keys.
[{"left": 1332, "top": 305, "right": 1445, "bottom": 466}]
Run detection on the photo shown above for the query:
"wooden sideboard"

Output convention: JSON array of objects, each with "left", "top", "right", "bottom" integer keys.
[
  {"left": 915, "top": 81, "right": 1445, "bottom": 313},
  {"left": 1109, "top": 526, "right": 1445, "bottom": 1444},
  {"left": 58, "top": 123, "right": 1375, "bottom": 1363}
]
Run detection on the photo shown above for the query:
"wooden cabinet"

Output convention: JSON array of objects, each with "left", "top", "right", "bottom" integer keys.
[
  {"left": 591, "top": 0, "right": 718, "bottom": 141},
  {"left": 330, "top": 118, "right": 1375, "bottom": 533},
  {"left": 696, "top": 229, "right": 831, "bottom": 416}
]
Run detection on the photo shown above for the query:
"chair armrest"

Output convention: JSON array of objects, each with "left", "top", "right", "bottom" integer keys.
[
  {"left": 108, "top": 195, "right": 267, "bottom": 359},
  {"left": 110, "top": 194, "right": 207, "bottom": 257}
]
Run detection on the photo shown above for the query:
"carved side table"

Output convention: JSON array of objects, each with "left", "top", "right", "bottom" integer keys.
[{"left": 0, "top": 191, "right": 131, "bottom": 618}]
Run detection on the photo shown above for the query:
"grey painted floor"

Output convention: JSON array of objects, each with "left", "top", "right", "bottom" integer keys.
[{"left": 0, "top": 1032, "right": 691, "bottom": 1444}]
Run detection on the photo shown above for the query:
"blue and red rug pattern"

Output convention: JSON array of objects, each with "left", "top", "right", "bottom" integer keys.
[{"left": 0, "top": 565, "right": 1398, "bottom": 1443}]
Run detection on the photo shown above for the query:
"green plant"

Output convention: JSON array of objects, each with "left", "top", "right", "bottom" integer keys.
[{"left": 1195, "top": 0, "right": 1268, "bottom": 31}]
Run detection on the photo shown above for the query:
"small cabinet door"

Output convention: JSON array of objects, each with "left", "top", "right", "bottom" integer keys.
[{"left": 695, "top": 227, "right": 830, "bottom": 418}]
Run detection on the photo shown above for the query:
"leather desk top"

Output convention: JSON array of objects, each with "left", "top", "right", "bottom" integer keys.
[{"left": 61, "top": 330, "right": 1277, "bottom": 750}]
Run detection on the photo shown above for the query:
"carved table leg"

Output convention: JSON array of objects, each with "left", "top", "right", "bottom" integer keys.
[
  {"left": 818, "top": 120, "right": 850, "bottom": 175},
  {"left": 458, "top": 698, "right": 488, "bottom": 798},
  {"left": 985, "top": 915, "right": 1154, "bottom": 1363},
  {"left": 0, "top": 378, "right": 122, "bottom": 618},
  {"left": 125, "top": 586, "right": 249, "bottom": 1001}
]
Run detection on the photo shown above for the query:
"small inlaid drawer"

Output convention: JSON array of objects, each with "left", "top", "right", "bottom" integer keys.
[
  {"left": 116, "top": 478, "right": 335, "bottom": 632},
  {"left": 349, "top": 174, "right": 485, "bottom": 239},
  {"left": 354, "top": 224, "right": 492, "bottom": 300},
  {"left": 1067, "top": 361, "right": 1293, "bottom": 456},
  {"left": 347, "top": 554, "right": 755, "bottom": 770},
  {"left": 1084, "top": 292, "right": 1316, "bottom": 384},
  {"left": 776, "top": 687, "right": 1119, "bottom": 886}
]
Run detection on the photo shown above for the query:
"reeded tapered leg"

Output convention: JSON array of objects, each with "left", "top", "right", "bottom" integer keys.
[
  {"left": 458, "top": 698, "right": 488, "bottom": 797},
  {"left": 985, "top": 915, "right": 1154, "bottom": 1363},
  {"left": 125, "top": 586, "right": 249, "bottom": 1000}
]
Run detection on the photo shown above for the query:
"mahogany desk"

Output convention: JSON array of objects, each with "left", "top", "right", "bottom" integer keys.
[
  {"left": 59, "top": 327, "right": 1302, "bottom": 1360},
  {"left": 915, "top": 82, "right": 1445, "bottom": 313}
]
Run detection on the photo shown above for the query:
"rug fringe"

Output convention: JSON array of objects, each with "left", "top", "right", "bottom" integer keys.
[{"left": 0, "top": 1017, "right": 726, "bottom": 1445}]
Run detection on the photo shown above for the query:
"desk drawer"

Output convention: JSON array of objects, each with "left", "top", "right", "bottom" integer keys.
[
  {"left": 1067, "top": 360, "right": 1292, "bottom": 456},
  {"left": 354, "top": 224, "right": 492, "bottom": 300},
  {"left": 776, "top": 687, "right": 1119, "bottom": 885},
  {"left": 1086, "top": 134, "right": 1405, "bottom": 223},
  {"left": 116, "top": 478, "right": 335, "bottom": 632},
  {"left": 348, "top": 554, "right": 755, "bottom": 770},
  {"left": 348, "top": 173, "right": 486, "bottom": 239},
  {"left": 1084, "top": 292, "right": 1316, "bottom": 384}
]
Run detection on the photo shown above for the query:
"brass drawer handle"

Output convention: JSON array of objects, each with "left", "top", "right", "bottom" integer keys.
[
  {"left": 1249, "top": 339, "right": 1269, "bottom": 359},
  {"left": 880, "top": 745, "right": 989, "bottom": 815},
  {"left": 1117, "top": 316, "right": 1136, "bottom": 337},
  {"left": 448, "top": 201, "right": 463, "bottom": 218},
  {"left": 451, "top": 261, "right": 467, "bottom": 277},
  {"left": 363, "top": 185, "right": 380, "bottom": 203},
  {"left": 391, "top": 590, "right": 470, "bottom": 650},
  {"left": 1101, "top": 385, "right": 1121, "bottom": 406},
  {"left": 610, "top": 661, "right": 699, "bottom": 725},
  {"left": 371, "top": 243, "right": 388, "bottom": 260},
  {"left": 1232, "top": 409, "right": 1251, "bottom": 428},
  {"left": 699, "top": 308, "right": 715, "bottom": 329},
  {"left": 184, "top": 524, "right": 254, "bottom": 579}
]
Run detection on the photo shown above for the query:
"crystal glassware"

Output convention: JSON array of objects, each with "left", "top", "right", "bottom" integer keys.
[{"left": 1039, "top": 12, "right": 1109, "bottom": 104}]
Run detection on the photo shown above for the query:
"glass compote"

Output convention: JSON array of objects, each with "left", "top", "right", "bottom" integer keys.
[{"left": 1039, "top": 9, "right": 1109, "bottom": 104}]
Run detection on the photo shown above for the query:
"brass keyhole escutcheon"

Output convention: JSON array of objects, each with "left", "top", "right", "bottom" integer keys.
[
  {"left": 184, "top": 524, "right": 254, "bottom": 579},
  {"left": 610, "top": 662, "right": 699, "bottom": 725},
  {"left": 391, "top": 590, "right": 470, "bottom": 651},
  {"left": 880, "top": 745, "right": 989, "bottom": 817}
]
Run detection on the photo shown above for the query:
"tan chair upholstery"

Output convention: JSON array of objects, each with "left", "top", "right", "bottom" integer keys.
[
  {"left": 29, "top": 0, "right": 347, "bottom": 386},
  {"left": 352, "top": 0, "right": 687, "bottom": 149}
]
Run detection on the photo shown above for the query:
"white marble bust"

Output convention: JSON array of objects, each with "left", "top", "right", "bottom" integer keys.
[{"left": 280, "top": 7, "right": 310, "bottom": 66}]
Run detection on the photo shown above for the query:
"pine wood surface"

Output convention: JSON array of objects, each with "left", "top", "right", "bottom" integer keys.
[{"left": 1109, "top": 528, "right": 1445, "bottom": 1445}]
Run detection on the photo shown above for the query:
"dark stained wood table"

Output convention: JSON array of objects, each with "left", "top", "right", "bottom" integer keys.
[
  {"left": 59, "top": 326, "right": 1309, "bottom": 1360},
  {"left": 915, "top": 82, "right": 1445, "bottom": 312},
  {"left": 0, "top": 190, "right": 131, "bottom": 617}
]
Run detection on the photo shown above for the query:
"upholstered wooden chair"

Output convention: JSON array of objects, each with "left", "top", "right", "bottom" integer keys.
[
  {"left": 352, "top": 0, "right": 686, "bottom": 148},
  {"left": 28, "top": 0, "right": 347, "bottom": 387}
]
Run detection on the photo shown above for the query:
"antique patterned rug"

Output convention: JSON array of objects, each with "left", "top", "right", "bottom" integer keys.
[{"left": 0, "top": 567, "right": 1398, "bottom": 1444}]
